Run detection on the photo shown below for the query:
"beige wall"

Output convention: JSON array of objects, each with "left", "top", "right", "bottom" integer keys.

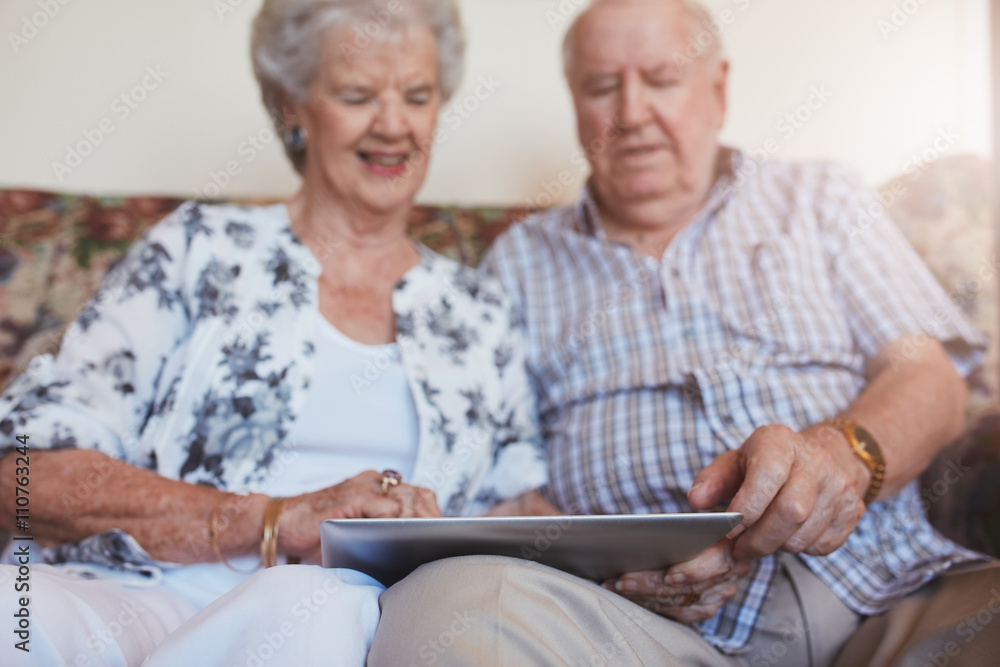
[{"left": 0, "top": 0, "right": 991, "bottom": 205}]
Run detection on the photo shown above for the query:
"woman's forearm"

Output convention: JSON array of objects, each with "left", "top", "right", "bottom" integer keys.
[{"left": 0, "top": 449, "right": 268, "bottom": 564}]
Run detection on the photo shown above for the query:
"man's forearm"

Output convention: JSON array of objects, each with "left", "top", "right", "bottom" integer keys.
[
  {"left": 0, "top": 449, "right": 267, "bottom": 563},
  {"left": 816, "top": 335, "right": 967, "bottom": 500}
]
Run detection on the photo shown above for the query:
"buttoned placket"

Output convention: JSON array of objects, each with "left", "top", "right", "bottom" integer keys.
[{"left": 663, "top": 185, "right": 755, "bottom": 452}]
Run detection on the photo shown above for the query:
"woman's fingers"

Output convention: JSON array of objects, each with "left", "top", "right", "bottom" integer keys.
[
  {"left": 664, "top": 539, "right": 736, "bottom": 584},
  {"left": 279, "top": 473, "right": 442, "bottom": 558},
  {"left": 385, "top": 483, "right": 443, "bottom": 518},
  {"left": 602, "top": 573, "right": 746, "bottom": 624}
]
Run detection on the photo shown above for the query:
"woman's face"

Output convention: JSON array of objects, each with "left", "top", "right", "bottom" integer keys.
[{"left": 295, "top": 24, "right": 441, "bottom": 217}]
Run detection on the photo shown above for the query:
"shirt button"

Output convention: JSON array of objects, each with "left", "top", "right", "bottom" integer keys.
[{"left": 721, "top": 414, "right": 735, "bottom": 425}]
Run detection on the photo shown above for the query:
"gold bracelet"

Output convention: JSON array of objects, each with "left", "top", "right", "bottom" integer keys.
[
  {"left": 208, "top": 495, "right": 259, "bottom": 574},
  {"left": 261, "top": 497, "right": 287, "bottom": 568}
]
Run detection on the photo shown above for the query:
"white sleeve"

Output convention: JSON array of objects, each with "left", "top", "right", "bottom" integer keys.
[{"left": 0, "top": 203, "right": 197, "bottom": 463}]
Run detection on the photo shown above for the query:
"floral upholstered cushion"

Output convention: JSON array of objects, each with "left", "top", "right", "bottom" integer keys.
[{"left": 1, "top": 191, "right": 182, "bottom": 391}]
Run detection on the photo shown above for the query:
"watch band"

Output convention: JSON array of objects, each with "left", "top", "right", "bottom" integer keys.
[{"left": 822, "top": 418, "right": 886, "bottom": 505}]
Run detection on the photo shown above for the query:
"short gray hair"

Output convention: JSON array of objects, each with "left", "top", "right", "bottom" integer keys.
[
  {"left": 252, "top": 0, "right": 465, "bottom": 173},
  {"left": 562, "top": 0, "right": 722, "bottom": 80}
]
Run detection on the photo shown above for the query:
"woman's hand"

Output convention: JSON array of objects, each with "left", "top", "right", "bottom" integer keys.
[
  {"left": 601, "top": 539, "right": 752, "bottom": 624},
  {"left": 278, "top": 470, "right": 442, "bottom": 563}
]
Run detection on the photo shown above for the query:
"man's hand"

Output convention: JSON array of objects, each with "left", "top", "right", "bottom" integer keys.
[
  {"left": 689, "top": 424, "right": 869, "bottom": 561},
  {"left": 602, "top": 540, "right": 752, "bottom": 624}
]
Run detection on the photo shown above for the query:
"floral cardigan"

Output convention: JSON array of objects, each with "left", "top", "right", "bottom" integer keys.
[{"left": 0, "top": 202, "right": 547, "bottom": 564}]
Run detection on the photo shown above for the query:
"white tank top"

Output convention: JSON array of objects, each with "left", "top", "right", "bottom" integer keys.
[{"left": 260, "top": 312, "right": 420, "bottom": 497}]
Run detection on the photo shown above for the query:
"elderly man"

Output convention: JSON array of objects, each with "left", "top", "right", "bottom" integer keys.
[{"left": 368, "top": 1, "right": 1000, "bottom": 665}]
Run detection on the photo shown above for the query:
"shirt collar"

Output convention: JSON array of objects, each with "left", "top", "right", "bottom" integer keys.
[{"left": 572, "top": 146, "right": 743, "bottom": 240}]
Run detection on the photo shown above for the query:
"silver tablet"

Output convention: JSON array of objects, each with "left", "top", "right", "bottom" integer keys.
[{"left": 321, "top": 512, "right": 742, "bottom": 586}]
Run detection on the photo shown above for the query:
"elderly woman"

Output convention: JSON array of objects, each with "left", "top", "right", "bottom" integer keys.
[{"left": 0, "top": 0, "right": 552, "bottom": 664}]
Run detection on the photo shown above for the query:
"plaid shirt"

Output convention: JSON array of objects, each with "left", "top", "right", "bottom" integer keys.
[{"left": 481, "top": 150, "right": 989, "bottom": 653}]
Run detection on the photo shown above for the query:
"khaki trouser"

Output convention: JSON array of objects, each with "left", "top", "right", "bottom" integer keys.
[{"left": 368, "top": 554, "right": 1000, "bottom": 667}]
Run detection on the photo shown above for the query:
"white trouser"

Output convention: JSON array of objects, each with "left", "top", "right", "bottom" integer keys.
[{"left": 1, "top": 562, "right": 383, "bottom": 666}]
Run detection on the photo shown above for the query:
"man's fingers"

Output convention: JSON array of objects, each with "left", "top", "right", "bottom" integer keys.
[
  {"left": 803, "top": 493, "right": 865, "bottom": 556},
  {"left": 725, "top": 429, "right": 796, "bottom": 539},
  {"left": 782, "top": 480, "right": 838, "bottom": 553},
  {"left": 689, "top": 450, "right": 742, "bottom": 510},
  {"left": 733, "top": 464, "right": 818, "bottom": 560},
  {"left": 785, "top": 464, "right": 866, "bottom": 555}
]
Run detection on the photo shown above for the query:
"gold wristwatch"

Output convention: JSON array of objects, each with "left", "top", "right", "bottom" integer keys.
[{"left": 822, "top": 418, "right": 886, "bottom": 505}]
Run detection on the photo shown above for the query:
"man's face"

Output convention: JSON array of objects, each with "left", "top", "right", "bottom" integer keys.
[{"left": 567, "top": 1, "right": 728, "bottom": 212}]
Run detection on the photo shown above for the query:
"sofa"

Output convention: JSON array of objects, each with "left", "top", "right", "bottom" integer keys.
[{"left": 1, "top": 154, "right": 998, "bottom": 557}]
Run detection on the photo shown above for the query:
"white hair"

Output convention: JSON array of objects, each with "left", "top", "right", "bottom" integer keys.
[
  {"left": 562, "top": 0, "right": 723, "bottom": 80},
  {"left": 251, "top": 0, "right": 465, "bottom": 173}
]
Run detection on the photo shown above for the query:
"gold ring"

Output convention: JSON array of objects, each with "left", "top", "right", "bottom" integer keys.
[
  {"left": 679, "top": 592, "right": 700, "bottom": 607},
  {"left": 380, "top": 469, "right": 402, "bottom": 494}
]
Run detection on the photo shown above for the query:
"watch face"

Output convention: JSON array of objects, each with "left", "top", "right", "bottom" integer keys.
[{"left": 853, "top": 425, "right": 884, "bottom": 461}]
